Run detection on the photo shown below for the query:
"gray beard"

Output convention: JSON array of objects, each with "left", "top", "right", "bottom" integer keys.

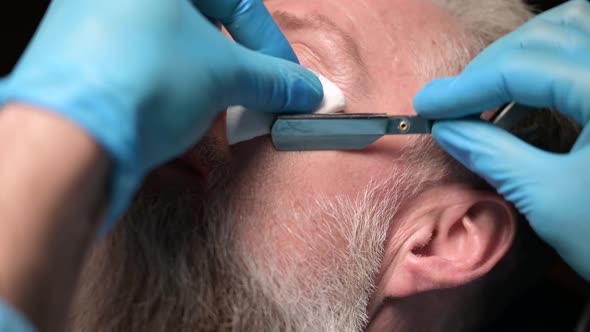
[{"left": 68, "top": 141, "right": 423, "bottom": 332}]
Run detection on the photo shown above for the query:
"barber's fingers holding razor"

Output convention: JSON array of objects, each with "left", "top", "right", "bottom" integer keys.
[
  {"left": 0, "top": 0, "right": 323, "bottom": 233},
  {"left": 413, "top": 0, "right": 590, "bottom": 281},
  {"left": 414, "top": 0, "right": 590, "bottom": 121}
]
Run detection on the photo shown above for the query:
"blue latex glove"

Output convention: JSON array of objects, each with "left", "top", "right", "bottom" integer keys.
[
  {"left": 0, "top": 0, "right": 323, "bottom": 234},
  {"left": 0, "top": 300, "right": 36, "bottom": 332},
  {"left": 413, "top": 0, "right": 590, "bottom": 281}
]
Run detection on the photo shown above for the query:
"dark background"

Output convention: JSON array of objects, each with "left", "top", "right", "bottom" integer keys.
[{"left": 0, "top": 0, "right": 569, "bottom": 76}]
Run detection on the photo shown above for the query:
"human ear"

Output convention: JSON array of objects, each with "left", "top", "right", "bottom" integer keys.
[{"left": 383, "top": 185, "right": 517, "bottom": 298}]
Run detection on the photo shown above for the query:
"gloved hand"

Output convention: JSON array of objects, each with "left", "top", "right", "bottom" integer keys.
[
  {"left": 413, "top": 0, "right": 590, "bottom": 281},
  {"left": 0, "top": 0, "right": 323, "bottom": 234}
]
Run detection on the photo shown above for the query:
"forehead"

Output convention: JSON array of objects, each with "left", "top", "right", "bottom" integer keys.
[
  {"left": 263, "top": 0, "right": 463, "bottom": 115},
  {"left": 263, "top": 0, "right": 463, "bottom": 79},
  {"left": 263, "top": 0, "right": 461, "bottom": 38}
]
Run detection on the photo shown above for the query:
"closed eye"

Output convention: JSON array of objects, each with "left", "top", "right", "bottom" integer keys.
[{"left": 272, "top": 11, "right": 370, "bottom": 96}]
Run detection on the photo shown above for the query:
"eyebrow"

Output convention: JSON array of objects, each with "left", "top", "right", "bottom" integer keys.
[{"left": 270, "top": 11, "right": 368, "bottom": 76}]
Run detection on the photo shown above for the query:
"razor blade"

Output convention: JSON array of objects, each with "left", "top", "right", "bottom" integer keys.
[{"left": 271, "top": 102, "right": 534, "bottom": 151}]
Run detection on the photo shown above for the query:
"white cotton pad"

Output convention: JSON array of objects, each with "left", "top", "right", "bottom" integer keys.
[{"left": 226, "top": 72, "right": 347, "bottom": 145}]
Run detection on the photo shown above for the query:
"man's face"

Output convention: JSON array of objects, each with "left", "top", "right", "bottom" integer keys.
[
  {"left": 217, "top": 0, "right": 463, "bottom": 283},
  {"left": 208, "top": 0, "right": 462, "bottom": 322},
  {"left": 74, "top": 0, "right": 469, "bottom": 331}
]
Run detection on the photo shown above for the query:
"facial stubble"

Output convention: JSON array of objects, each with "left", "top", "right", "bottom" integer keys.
[{"left": 70, "top": 141, "right": 423, "bottom": 332}]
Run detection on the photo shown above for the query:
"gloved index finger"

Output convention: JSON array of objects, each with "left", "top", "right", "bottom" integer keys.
[
  {"left": 193, "top": 0, "right": 299, "bottom": 63},
  {"left": 412, "top": 73, "right": 506, "bottom": 120},
  {"left": 414, "top": 48, "right": 590, "bottom": 125}
]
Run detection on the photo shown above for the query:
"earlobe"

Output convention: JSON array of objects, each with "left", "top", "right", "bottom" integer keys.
[{"left": 382, "top": 186, "right": 517, "bottom": 298}]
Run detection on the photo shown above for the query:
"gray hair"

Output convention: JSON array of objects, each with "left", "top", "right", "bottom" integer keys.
[
  {"left": 413, "top": 0, "right": 534, "bottom": 80},
  {"left": 69, "top": 2, "right": 549, "bottom": 332},
  {"left": 432, "top": 0, "right": 534, "bottom": 46}
]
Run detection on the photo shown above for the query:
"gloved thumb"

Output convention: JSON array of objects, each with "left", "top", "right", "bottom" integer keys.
[
  {"left": 224, "top": 46, "right": 324, "bottom": 113},
  {"left": 432, "top": 119, "right": 551, "bottom": 216}
]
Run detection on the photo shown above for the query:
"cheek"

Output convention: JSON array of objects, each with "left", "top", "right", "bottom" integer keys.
[
  {"left": 295, "top": 151, "right": 404, "bottom": 198},
  {"left": 234, "top": 139, "right": 407, "bottom": 214},
  {"left": 230, "top": 137, "right": 407, "bottom": 266}
]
